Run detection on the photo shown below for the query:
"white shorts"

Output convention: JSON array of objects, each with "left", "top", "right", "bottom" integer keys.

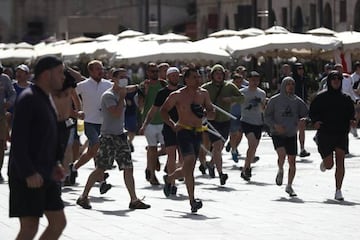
[{"left": 144, "top": 124, "right": 164, "bottom": 146}]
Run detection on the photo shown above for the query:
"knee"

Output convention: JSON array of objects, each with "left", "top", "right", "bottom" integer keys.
[
  {"left": 49, "top": 217, "right": 66, "bottom": 235},
  {"left": 20, "top": 225, "right": 39, "bottom": 239},
  {"left": 325, "top": 161, "right": 334, "bottom": 169}
]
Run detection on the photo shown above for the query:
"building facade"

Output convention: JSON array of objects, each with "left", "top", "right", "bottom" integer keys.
[
  {"left": 1, "top": 0, "right": 360, "bottom": 43},
  {"left": 196, "top": 0, "right": 360, "bottom": 39},
  {"left": 0, "top": 0, "right": 194, "bottom": 43}
]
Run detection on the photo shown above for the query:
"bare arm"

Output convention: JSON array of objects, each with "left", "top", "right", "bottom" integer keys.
[
  {"left": 160, "top": 92, "right": 177, "bottom": 129},
  {"left": 107, "top": 89, "right": 126, "bottom": 118},
  {"left": 203, "top": 91, "right": 215, "bottom": 120},
  {"left": 139, "top": 105, "right": 159, "bottom": 134}
]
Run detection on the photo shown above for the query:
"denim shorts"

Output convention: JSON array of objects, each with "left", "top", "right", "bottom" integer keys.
[{"left": 84, "top": 122, "right": 101, "bottom": 146}]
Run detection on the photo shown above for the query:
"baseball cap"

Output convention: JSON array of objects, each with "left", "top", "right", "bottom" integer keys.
[
  {"left": 166, "top": 67, "right": 180, "bottom": 76},
  {"left": 16, "top": 64, "right": 30, "bottom": 73},
  {"left": 34, "top": 56, "right": 63, "bottom": 79},
  {"left": 248, "top": 70, "right": 260, "bottom": 78}
]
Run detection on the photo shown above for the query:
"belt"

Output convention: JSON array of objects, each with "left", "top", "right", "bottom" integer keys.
[{"left": 178, "top": 123, "right": 208, "bottom": 132}]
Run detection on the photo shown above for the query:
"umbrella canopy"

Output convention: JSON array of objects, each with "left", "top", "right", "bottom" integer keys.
[
  {"left": 237, "top": 27, "right": 265, "bottom": 37},
  {"left": 264, "top": 25, "right": 290, "bottom": 34},
  {"left": 306, "top": 27, "right": 337, "bottom": 36},
  {"left": 0, "top": 42, "right": 35, "bottom": 63},
  {"left": 154, "top": 33, "right": 190, "bottom": 42},
  {"left": 117, "top": 29, "right": 144, "bottom": 39},
  {"left": 208, "top": 29, "right": 242, "bottom": 38},
  {"left": 227, "top": 32, "right": 341, "bottom": 59}
]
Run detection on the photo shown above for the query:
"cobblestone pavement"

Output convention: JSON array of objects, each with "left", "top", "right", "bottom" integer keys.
[{"left": 1, "top": 130, "right": 359, "bottom": 240}]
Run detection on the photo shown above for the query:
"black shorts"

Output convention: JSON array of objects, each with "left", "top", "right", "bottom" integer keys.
[
  {"left": 317, "top": 131, "right": 349, "bottom": 159},
  {"left": 177, "top": 129, "right": 202, "bottom": 158},
  {"left": 241, "top": 121, "right": 263, "bottom": 140},
  {"left": 272, "top": 135, "right": 297, "bottom": 156},
  {"left": 162, "top": 124, "right": 177, "bottom": 147},
  {"left": 207, "top": 120, "right": 230, "bottom": 143},
  {"left": 9, "top": 178, "right": 64, "bottom": 218}
]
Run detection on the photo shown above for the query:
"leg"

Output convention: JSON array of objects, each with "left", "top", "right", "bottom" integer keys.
[
  {"left": 287, "top": 155, "right": 296, "bottom": 186},
  {"left": 123, "top": 168, "right": 137, "bottom": 201},
  {"left": 81, "top": 167, "right": 105, "bottom": 198},
  {"left": 39, "top": 210, "right": 66, "bottom": 240},
  {"left": 147, "top": 146, "right": 158, "bottom": 183},
  {"left": 275, "top": 147, "right": 286, "bottom": 186},
  {"left": 74, "top": 143, "right": 99, "bottom": 170},
  {"left": 334, "top": 148, "right": 345, "bottom": 190},
  {"left": 165, "top": 145, "right": 177, "bottom": 185},
  {"left": 212, "top": 139, "right": 224, "bottom": 174},
  {"left": 0, "top": 140, "right": 5, "bottom": 178},
  {"left": 16, "top": 217, "right": 39, "bottom": 240},
  {"left": 298, "top": 120, "right": 305, "bottom": 150},
  {"left": 243, "top": 133, "right": 259, "bottom": 170},
  {"left": 182, "top": 154, "right": 196, "bottom": 202}
]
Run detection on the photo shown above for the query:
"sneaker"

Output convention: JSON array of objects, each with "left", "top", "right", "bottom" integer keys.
[
  {"left": 275, "top": 168, "right": 284, "bottom": 186},
  {"left": 190, "top": 199, "right": 203, "bottom": 213},
  {"left": 129, "top": 199, "right": 151, "bottom": 209},
  {"left": 69, "top": 163, "right": 78, "bottom": 185},
  {"left": 225, "top": 142, "right": 231, "bottom": 152},
  {"left": 199, "top": 164, "right": 206, "bottom": 175},
  {"left": 252, "top": 156, "right": 260, "bottom": 163},
  {"left": 99, "top": 182, "right": 112, "bottom": 195},
  {"left": 335, "top": 190, "right": 344, "bottom": 201},
  {"left": 163, "top": 175, "right": 171, "bottom": 197},
  {"left": 145, "top": 169, "right": 151, "bottom": 181},
  {"left": 206, "top": 162, "right": 216, "bottom": 178},
  {"left": 231, "top": 150, "right": 239, "bottom": 163},
  {"left": 76, "top": 197, "right": 92, "bottom": 209},
  {"left": 220, "top": 173, "right": 228, "bottom": 185},
  {"left": 241, "top": 168, "right": 251, "bottom": 181},
  {"left": 170, "top": 185, "right": 177, "bottom": 195},
  {"left": 285, "top": 185, "right": 297, "bottom": 197},
  {"left": 299, "top": 149, "right": 310, "bottom": 158}
]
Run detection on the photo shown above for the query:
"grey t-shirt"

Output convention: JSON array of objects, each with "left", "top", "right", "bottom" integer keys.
[
  {"left": 100, "top": 89, "right": 125, "bottom": 135},
  {"left": 240, "top": 87, "right": 266, "bottom": 126}
]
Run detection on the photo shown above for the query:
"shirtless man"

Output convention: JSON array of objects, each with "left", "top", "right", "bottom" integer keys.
[{"left": 160, "top": 68, "right": 215, "bottom": 213}]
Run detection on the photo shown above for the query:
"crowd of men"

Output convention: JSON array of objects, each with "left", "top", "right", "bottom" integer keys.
[{"left": 1, "top": 57, "right": 359, "bottom": 239}]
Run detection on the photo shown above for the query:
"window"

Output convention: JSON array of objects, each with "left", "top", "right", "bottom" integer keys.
[
  {"left": 281, "top": 7, "right": 288, "bottom": 27},
  {"left": 340, "top": 0, "right": 346, "bottom": 22},
  {"left": 309, "top": 4, "right": 316, "bottom": 28}
]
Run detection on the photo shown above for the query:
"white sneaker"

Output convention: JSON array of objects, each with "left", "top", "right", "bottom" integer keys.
[
  {"left": 335, "top": 190, "right": 344, "bottom": 201},
  {"left": 285, "top": 185, "right": 297, "bottom": 197},
  {"left": 320, "top": 161, "right": 326, "bottom": 172}
]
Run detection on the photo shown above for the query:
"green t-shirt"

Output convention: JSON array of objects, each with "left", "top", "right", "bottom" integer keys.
[
  {"left": 202, "top": 81, "right": 244, "bottom": 122},
  {"left": 140, "top": 80, "right": 166, "bottom": 124}
]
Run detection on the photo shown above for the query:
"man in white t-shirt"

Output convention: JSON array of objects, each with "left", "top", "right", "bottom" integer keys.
[{"left": 69, "top": 60, "right": 112, "bottom": 191}]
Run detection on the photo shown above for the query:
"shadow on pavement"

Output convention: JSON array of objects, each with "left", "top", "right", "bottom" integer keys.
[
  {"left": 97, "top": 209, "right": 133, "bottom": 217},
  {"left": 245, "top": 181, "right": 272, "bottom": 187},
  {"left": 323, "top": 199, "right": 360, "bottom": 206},
  {"left": 273, "top": 197, "right": 305, "bottom": 203},
  {"left": 296, "top": 159, "right": 313, "bottom": 164},
  {"left": 164, "top": 209, "right": 220, "bottom": 220},
  {"left": 202, "top": 185, "right": 237, "bottom": 192}
]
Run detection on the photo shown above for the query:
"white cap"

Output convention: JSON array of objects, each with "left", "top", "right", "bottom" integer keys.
[
  {"left": 16, "top": 64, "right": 30, "bottom": 73},
  {"left": 166, "top": 67, "right": 179, "bottom": 76}
]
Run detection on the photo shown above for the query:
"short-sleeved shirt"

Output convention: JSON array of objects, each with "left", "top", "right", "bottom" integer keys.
[
  {"left": 100, "top": 89, "right": 125, "bottom": 135},
  {"left": 140, "top": 80, "right": 166, "bottom": 124},
  {"left": 240, "top": 87, "right": 266, "bottom": 126},
  {"left": 76, "top": 77, "right": 112, "bottom": 124}
]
